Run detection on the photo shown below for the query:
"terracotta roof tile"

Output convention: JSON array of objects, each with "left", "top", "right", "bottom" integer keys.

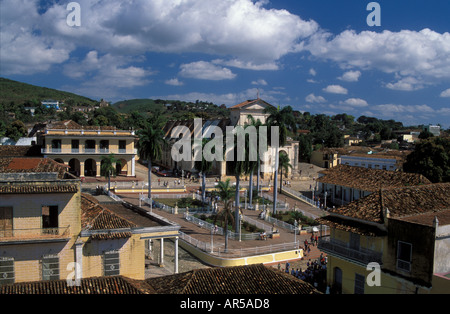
[
  {"left": 0, "top": 184, "right": 78, "bottom": 194},
  {"left": 0, "top": 276, "right": 154, "bottom": 294},
  {"left": 229, "top": 98, "right": 275, "bottom": 109},
  {"left": 325, "top": 183, "right": 450, "bottom": 225},
  {"left": 81, "top": 193, "right": 136, "bottom": 239},
  {"left": 147, "top": 264, "right": 321, "bottom": 294},
  {"left": 0, "top": 157, "right": 69, "bottom": 179},
  {"left": 317, "top": 164, "right": 431, "bottom": 192}
]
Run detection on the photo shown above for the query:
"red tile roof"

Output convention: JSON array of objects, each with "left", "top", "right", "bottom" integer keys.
[
  {"left": 229, "top": 98, "right": 275, "bottom": 110},
  {"left": 0, "top": 276, "right": 154, "bottom": 294},
  {"left": 81, "top": 193, "right": 136, "bottom": 239},
  {"left": 0, "top": 184, "right": 78, "bottom": 194},
  {"left": 147, "top": 264, "right": 320, "bottom": 294},
  {"left": 317, "top": 164, "right": 431, "bottom": 192},
  {"left": 0, "top": 157, "right": 69, "bottom": 178},
  {"left": 323, "top": 183, "right": 450, "bottom": 225}
]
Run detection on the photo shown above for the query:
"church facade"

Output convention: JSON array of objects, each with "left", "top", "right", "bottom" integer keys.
[{"left": 156, "top": 99, "right": 299, "bottom": 180}]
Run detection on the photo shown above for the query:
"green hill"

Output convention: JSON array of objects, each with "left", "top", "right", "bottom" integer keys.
[
  {"left": 0, "top": 77, "right": 97, "bottom": 106},
  {"left": 112, "top": 99, "right": 166, "bottom": 114}
]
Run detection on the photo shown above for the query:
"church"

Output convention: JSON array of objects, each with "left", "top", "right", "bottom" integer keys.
[{"left": 156, "top": 98, "right": 299, "bottom": 180}]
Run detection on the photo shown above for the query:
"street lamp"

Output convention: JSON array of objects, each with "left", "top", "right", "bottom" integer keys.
[
  {"left": 210, "top": 226, "right": 214, "bottom": 253},
  {"left": 239, "top": 212, "right": 243, "bottom": 242},
  {"left": 294, "top": 220, "right": 298, "bottom": 246}
]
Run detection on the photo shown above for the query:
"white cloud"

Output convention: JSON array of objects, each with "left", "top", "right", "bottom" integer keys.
[
  {"left": 213, "top": 59, "right": 279, "bottom": 71},
  {"left": 303, "top": 28, "right": 450, "bottom": 85},
  {"left": 165, "top": 78, "right": 184, "bottom": 86},
  {"left": 305, "top": 93, "right": 326, "bottom": 103},
  {"left": 338, "top": 70, "right": 361, "bottom": 82},
  {"left": 309, "top": 68, "right": 317, "bottom": 76},
  {"left": 62, "top": 50, "right": 152, "bottom": 99},
  {"left": 440, "top": 88, "right": 450, "bottom": 97},
  {"left": 251, "top": 79, "right": 268, "bottom": 86},
  {"left": 179, "top": 61, "right": 236, "bottom": 80},
  {"left": 373, "top": 104, "right": 435, "bottom": 114},
  {"left": 339, "top": 98, "right": 369, "bottom": 107},
  {"left": 0, "top": 0, "right": 72, "bottom": 75},
  {"left": 323, "top": 85, "right": 348, "bottom": 94},
  {"left": 385, "top": 77, "right": 425, "bottom": 91}
]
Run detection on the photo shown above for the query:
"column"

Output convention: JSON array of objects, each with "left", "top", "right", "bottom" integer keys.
[
  {"left": 159, "top": 238, "right": 164, "bottom": 267},
  {"left": 74, "top": 238, "right": 83, "bottom": 285},
  {"left": 174, "top": 237, "right": 179, "bottom": 274},
  {"left": 131, "top": 156, "right": 135, "bottom": 177},
  {"left": 96, "top": 161, "right": 101, "bottom": 177},
  {"left": 80, "top": 161, "right": 85, "bottom": 178}
]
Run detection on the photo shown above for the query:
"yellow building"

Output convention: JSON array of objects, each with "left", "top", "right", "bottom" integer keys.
[
  {"left": 0, "top": 157, "right": 180, "bottom": 286},
  {"left": 37, "top": 120, "right": 137, "bottom": 178},
  {"left": 317, "top": 183, "right": 450, "bottom": 294}
]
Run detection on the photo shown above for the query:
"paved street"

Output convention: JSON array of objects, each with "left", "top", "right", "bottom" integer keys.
[{"left": 83, "top": 161, "right": 328, "bottom": 277}]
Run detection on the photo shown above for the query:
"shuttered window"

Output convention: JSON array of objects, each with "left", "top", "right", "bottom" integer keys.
[
  {"left": 0, "top": 207, "right": 13, "bottom": 237},
  {"left": 104, "top": 251, "right": 120, "bottom": 276},
  {"left": 0, "top": 257, "right": 14, "bottom": 286},
  {"left": 42, "top": 254, "right": 60, "bottom": 281}
]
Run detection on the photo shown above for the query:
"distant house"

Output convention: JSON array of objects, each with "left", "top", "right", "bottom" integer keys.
[
  {"left": 37, "top": 120, "right": 137, "bottom": 178},
  {"left": 316, "top": 164, "right": 431, "bottom": 206},
  {"left": 317, "top": 183, "right": 450, "bottom": 294},
  {"left": 423, "top": 124, "right": 441, "bottom": 137},
  {"left": 41, "top": 99, "right": 60, "bottom": 110}
]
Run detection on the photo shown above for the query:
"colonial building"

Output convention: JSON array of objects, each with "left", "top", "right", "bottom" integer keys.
[
  {"left": 37, "top": 120, "right": 137, "bottom": 178},
  {"left": 317, "top": 183, "right": 450, "bottom": 294},
  {"left": 157, "top": 99, "right": 299, "bottom": 179},
  {"left": 316, "top": 164, "right": 431, "bottom": 207},
  {"left": 0, "top": 157, "right": 180, "bottom": 286}
]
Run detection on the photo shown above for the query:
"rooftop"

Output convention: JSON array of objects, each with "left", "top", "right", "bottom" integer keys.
[
  {"left": 317, "top": 164, "right": 431, "bottom": 192},
  {"left": 229, "top": 98, "right": 275, "bottom": 110},
  {"left": 0, "top": 264, "right": 321, "bottom": 294},
  {"left": 0, "top": 276, "right": 153, "bottom": 294},
  {"left": 319, "top": 183, "right": 450, "bottom": 232},
  {"left": 80, "top": 193, "right": 177, "bottom": 240},
  {"left": 146, "top": 264, "right": 320, "bottom": 294}
]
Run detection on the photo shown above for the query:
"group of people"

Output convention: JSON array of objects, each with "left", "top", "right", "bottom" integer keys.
[
  {"left": 302, "top": 233, "right": 318, "bottom": 255},
  {"left": 281, "top": 254, "right": 328, "bottom": 292},
  {"left": 158, "top": 178, "right": 183, "bottom": 186}
]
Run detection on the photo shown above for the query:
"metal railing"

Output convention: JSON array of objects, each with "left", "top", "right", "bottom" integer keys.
[
  {"left": 179, "top": 231, "right": 299, "bottom": 257},
  {"left": 281, "top": 186, "right": 318, "bottom": 208},
  {"left": 0, "top": 226, "right": 70, "bottom": 239},
  {"left": 318, "top": 236, "right": 382, "bottom": 265}
]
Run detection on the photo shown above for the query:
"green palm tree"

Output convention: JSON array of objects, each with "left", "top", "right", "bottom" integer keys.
[
  {"left": 263, "top": 105, "right": 297, "bottom": 214},
  {"left": 278, "top": 152, "right": 292, "bottom": 193},
  {"left": 194, "top": 138, "right": 214, "bottom": 206},
  {"left": 244, "top": 115, "right": 265, "bottom": 206},
  {"left": 213, "top": 179, "right": 235, "bottom": 252},
  {"left": 101, "top": 153, "right": 118, "bottom": 192},
  {"left": 227, "top": 127, "right": 248, "bottom": 239},
  {"left": 136, "top": 122, "right": 165, "bottom": 199}
]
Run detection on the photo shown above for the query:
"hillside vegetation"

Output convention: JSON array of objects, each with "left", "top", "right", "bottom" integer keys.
[{"left": 0, "top": 77, "right": 96, "bottom": 106}]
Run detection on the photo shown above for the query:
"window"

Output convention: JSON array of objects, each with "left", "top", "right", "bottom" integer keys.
[
  {"left": 0, "top": 257, "right": 14, "bottom": 286},
  {"left": 119, "top": 140, "right": 126, "bottom": 153},
  {"left": 42, "top": 254, "right": 60, "bottom": 281},
  {"left": 51, "top": 139, "right": 61, "bottom": 152},
  {"left": 100, "top": 140, "right": 109, "bottom": 152},
  {"left": 354, "top": 273, "right": 365, "bottom": 294},
  {"left": 397, "top": 241, "right": 412, "bottom": 272},
  {"left": 71, "top": 139, "right": 79, "bottom": 152},
  {"left": 104, "top": 251, "right": 120, "bottom": 276},
  {"left": 0, "top": 207, "right": 13, "bottom": 237},
  {"left": 42, "top": 206, "right": 58, "bottom": 231},
  {"left": 349, "top": 233, "right": 360, "bottom": 251}
]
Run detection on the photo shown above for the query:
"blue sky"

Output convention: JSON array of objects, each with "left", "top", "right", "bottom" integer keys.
[{"left": 1, "top": 0, "right": 449, "bottom": 128}]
